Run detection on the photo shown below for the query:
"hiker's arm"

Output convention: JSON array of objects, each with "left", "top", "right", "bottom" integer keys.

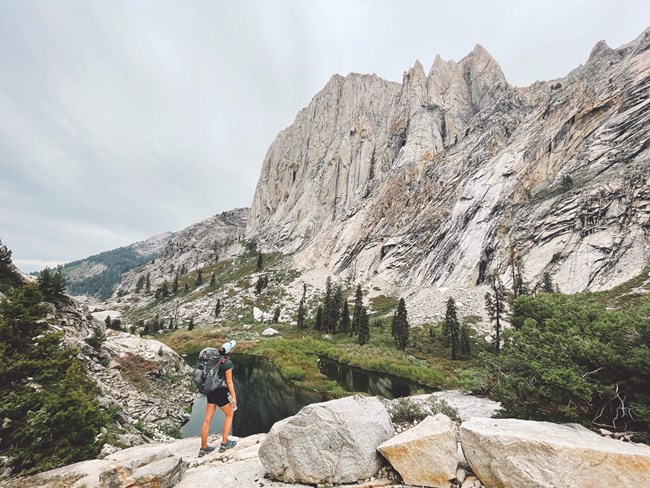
[{"left": 225, "top": 368, "right": 236, "bottom": 404}]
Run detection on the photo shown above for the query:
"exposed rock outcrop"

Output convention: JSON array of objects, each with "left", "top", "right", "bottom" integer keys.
[
  {"left": 90, "top": 331, "right": 195, "bottom": 443},
  {"left": 248, "top": 28, "right": 650, "bottom": 294},
  {"left": 460, "top": 417, "right": 650, "bottom": 488},
  {"left": 378, "top": 413, "right": 458, "bottom": 487},
  {"left": 258, "top": 395, "right": 395, "bottom": 484},
  {"left": 114, "top": 208, "right": 249, "bottom": 299}
]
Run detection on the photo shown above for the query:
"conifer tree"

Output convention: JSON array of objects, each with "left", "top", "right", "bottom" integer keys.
[
  {"left": 351, "top": 285, "right": 363, "bottom": 336},
  {"left": 392, "top": 298, "right": 409, "bottom": 350},
  {"left": 0, "top": 283, "right": 108, "bottom": 474},
  {"left": 540, "top": 272, "right": 554, "bottom": 293},
  {"left": 188, "top": 316, "right": 195, "bottom": 331},
  {"left": 340, "top": 299, "right": 351, "bottom": 333},
  {"left": 215, "top": 298, "right": 221, "bottom": 317},
  {"left": 314, "top": 306, "right": 323, "bottom": 331},
  {"left": 485, "top": 272, "right": 507, "bottom": 352},
  {"left": 0, "top": 239, "right": 21, "bottom": 289},
  {"left": 442, "top": 297, "right": 461, "bottom": 360},
  {"left": 273, "top": 306, "right": 281, "bottom": 323},
  {"left": 135, "top": 275, "right": 145, "bottom": 293},
  {"left": 161, "top": 280, "right": 170, "bottom": 298},
  {"left": 297, "top": 284, "right": 307, "bottom": 330},
  {"left": 459, "top": 324, "right": 472, "bottom": 357},
  {"left": 358, "top": 306, "right": 370, "bottom": 345},
  {"left": 0, "top": 239, "right": 12, "bottom": 269},
  {"left": 145, "top": 273, "right": 151, "bottom": 294},
  {"left": 256, "top": 252, "right": 263, "bottom": 271},
  {"left": 509, "top": 245, "right": 529, "bottom": 299},
  {"left": 210, "top": 272, "right": 216, "bottom": 287},
  {"left": 322, "top": 277, "right": 333, "bottom": 332},
  {"left": 38, "top": 267, "right": 66, "bottom": 300},
  {"left": 330, "top": 286, "right": 343, "bottom": 333},
  {"left": 172, "top": 273, "right": 179, "bottom": 294},
  {"left": 195, "top": 269, "right": 203, "bottom": 287}
]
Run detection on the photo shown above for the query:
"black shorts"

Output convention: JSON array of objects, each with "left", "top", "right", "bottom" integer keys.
[{"left": 206, "top": 388, "right": 229, "bottom": 407}]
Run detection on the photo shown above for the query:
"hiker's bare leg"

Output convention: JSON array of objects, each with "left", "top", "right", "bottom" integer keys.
[
  {"left": 201, "top": 403, "right": 217, "bottom": 448},
  {"left": 220, "top": 403, "right": 234, "bottom": 444}
]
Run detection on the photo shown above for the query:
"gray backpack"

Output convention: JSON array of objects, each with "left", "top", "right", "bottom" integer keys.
[{"left": 192, "top": 347, "right": 227, "bottom": 394}]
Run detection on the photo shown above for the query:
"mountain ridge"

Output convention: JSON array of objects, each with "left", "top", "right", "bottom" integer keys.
[{"left": 246, "top": 28, "right": 650, "bottom": 294}]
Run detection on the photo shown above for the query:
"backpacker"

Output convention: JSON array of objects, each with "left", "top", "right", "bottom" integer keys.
[{"left": 192, "top": 347, "right": 227, "bottom": 394}]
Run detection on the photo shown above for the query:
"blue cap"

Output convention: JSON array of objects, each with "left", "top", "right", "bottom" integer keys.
[{"left": 222, "top": 340, "right": 236, "bottom": 354}]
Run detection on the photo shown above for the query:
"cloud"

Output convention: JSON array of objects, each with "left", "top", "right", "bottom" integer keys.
[{"left": 1, "top": 0, "right": 649, "bottom": 273}]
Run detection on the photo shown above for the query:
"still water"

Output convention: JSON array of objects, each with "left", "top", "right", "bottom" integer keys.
[
  {"left": 181, "top": 353, "right": 434, "bottom": 438},
  {"left": 181, "top": 354, "right": 327, "bottom": 438},
  {"left": 317, "top": 356, "right": 435, "bottom": 399}
]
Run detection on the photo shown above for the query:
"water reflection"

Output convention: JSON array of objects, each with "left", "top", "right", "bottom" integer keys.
[
  {"left": 181, "top": 354, "right": 327, "bottom": 438},
  {"left": 317, "top": 356, "right": 434, "bottom": 399}
]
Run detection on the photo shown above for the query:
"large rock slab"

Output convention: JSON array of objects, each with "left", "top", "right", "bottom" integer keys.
[
  {"left": 378, "top": 413, "right": 458, "bottom": 487},
  {"left": 460, "top": 418, "right": 650, "bottom": 488},
  {"left": 259, "top": 395, "right": 395, "bottom": 484}
]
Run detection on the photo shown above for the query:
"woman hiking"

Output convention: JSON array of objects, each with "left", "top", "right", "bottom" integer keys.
[{"left": 199, "top": 339, "right": 237, "bottom": 457}]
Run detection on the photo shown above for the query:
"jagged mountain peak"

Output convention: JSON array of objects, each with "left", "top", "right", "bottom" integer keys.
[{"left": 248, "top": 27, "right": 650, "bottom": 294}]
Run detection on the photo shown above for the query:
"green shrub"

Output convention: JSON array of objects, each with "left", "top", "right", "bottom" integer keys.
[
  {"left": 386, "top": 397, "right": 461, "bottom": 424},
  {"left": 281, "top": 365, "right": 306, "bottom": 382},
  {"left": 484, "top": 291, "right": 650, "bottom": 438}
]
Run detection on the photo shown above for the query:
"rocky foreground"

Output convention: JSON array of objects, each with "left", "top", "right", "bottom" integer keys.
[{"left": 4, "top": 394, "right": 649, "bottom": 488}]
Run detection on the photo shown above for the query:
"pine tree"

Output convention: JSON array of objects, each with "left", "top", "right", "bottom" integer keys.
[
  {"left": 37, "top": 267, "right": 66, "bottom": 300},
  {"left": 135, "top": 275, "right": 145, "bottom": 293},
  {"left": 351, "top": 285, "right": 363, "bottom": 336},
  {"left": 540, "top": 272, "right": 554, "bottom": 293},
  {"left": 188, "top": 316, "right": 195, "bottom": 331},
  {"left": 256, "top": 252, "right": 263, "bottom": 271},
  {"left": 215, "top": 298, "right": 222, "bottom": 317},
  {"left": 161, "top": 280, "right": 170, "bottom": 298},
  {"left": 358, "top": 306, "right": 370, "bottom": 345},
  {"left": 145, "top": 273, "right": 151, "bottom": 294},
  {"left": 0, "top": 239, "right": 21, "bottom": 289},
  {"left": 104, "top": 315, "right": 112, "bottom": 329},
  {"left": 273, "top": 306, "right": 281, "bottom": 323},
  {"left": 210, "top": 272, "right": 216, "bottom": 287},
  {"left": 314, "top": 306, "right": 323, "bottom": 331},
  {"left": 195, "top": 269, "right": 203, "bottom": 287},
  {"left": 0, "top": 239, "right": 12, "bottom": 269},
  {"left": 442, "top": 297, "right": 461, "bottom": 360},
  {"left": 509, "top": 245, "right": 529, "bottom": 299},
  {"left": 331, "top": 286, "right": 343, "bottom": 334},
  {"left": 392, "top": 298, "right": 409, "bottom": 350},
  {"left": 459, "top": 324, "right": 472, "bottom": 356},
  {"left": 340, "top": 300, "right": 351, "bottom": 333},
  {"left": 0, "top": 283, "right": 108, "bottom": 474},
  {"left": 172, "top": 273, "right": 179, "bottom": 294},
  {"left": 297, "top": 284, "right": 307, "bottom": 330},
  {"left": 255, "top": 275, "right": 268, "bottom": 294},
  {"left": 485, "top": 273, "right": 507, "bottom": 352},
  {"left": 322, "top": 277, "right": 333, "bottom": 332}
]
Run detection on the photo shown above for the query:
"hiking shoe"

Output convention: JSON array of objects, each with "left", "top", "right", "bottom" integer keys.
[
  {"left": 219, "top": 439, "right": 237, "bottom": 452},
  {"left": 198, "top": 445, "right": 216, "bottom": 457}
]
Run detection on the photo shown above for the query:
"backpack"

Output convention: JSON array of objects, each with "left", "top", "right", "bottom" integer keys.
[{"left": 192, "top": 347, "right": 227, "bottom": 394}]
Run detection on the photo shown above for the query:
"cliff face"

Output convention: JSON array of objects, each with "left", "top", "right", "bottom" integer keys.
[{"left": 247, "top": 29, "right": 650, "bottom": 293}]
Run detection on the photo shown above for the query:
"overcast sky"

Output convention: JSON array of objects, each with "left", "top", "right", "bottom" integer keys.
[{"left": 1, "top": 0, "right": 648, "bottom": 272}]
